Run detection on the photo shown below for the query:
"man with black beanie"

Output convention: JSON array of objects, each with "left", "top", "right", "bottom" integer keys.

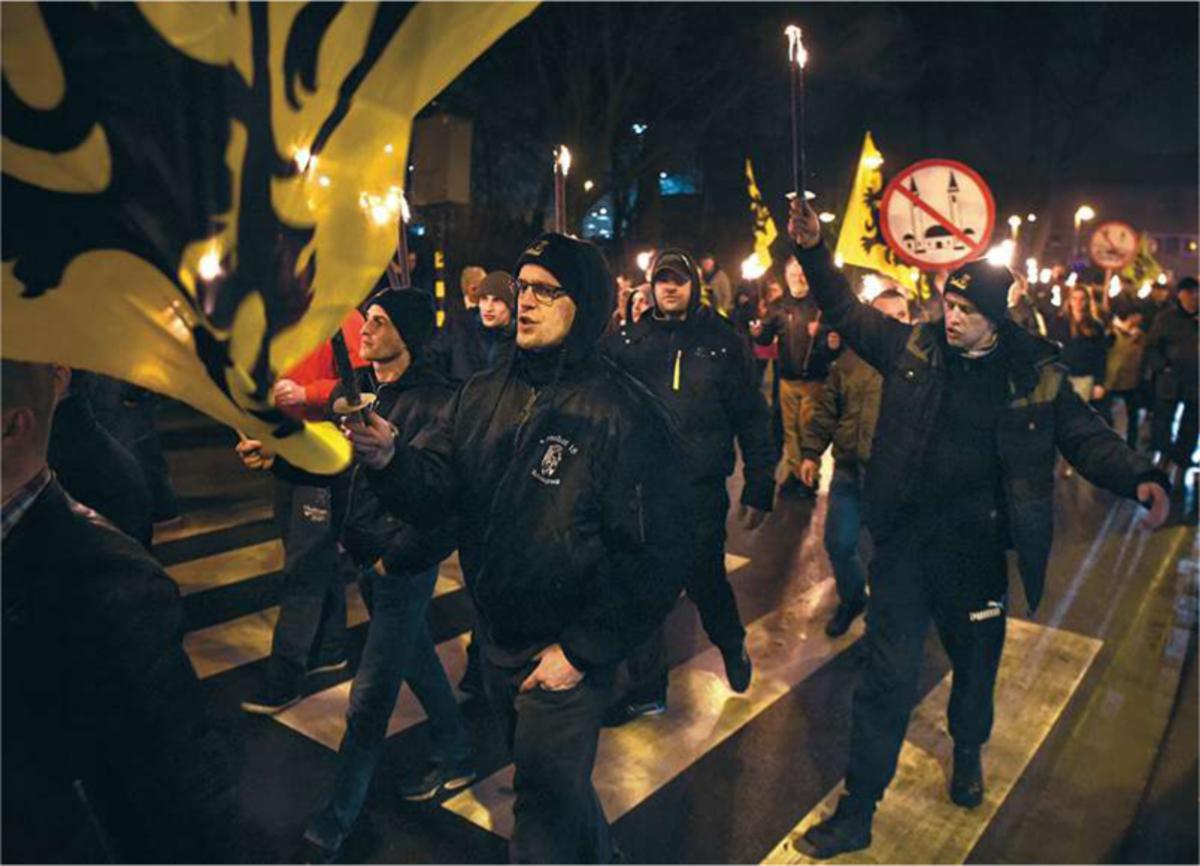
[
  {"left": 603, "top": 247, "right": 774, "bottom": 722},
  {"left": 300, "top": 288, "right": 473, "bottom": 860},
  {"left": 784, "top": 202, "right": 1170, "bottom": 859},
  {"left": 346, "top": 234, "right": 691, "bottom": 863}
]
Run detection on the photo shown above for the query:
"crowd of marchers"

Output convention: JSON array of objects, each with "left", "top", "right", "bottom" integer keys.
[{"left": 3, "top": 202, "right": 1194, "bottom": 863}]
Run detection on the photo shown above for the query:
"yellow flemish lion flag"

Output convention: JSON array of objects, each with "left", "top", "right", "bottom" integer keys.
[
  {"left": 834, "top": 132, "right": 917, "bottom": 291},
  {"left": 745, "top": 158, "right": 778, "bottom": 273},
  {"left": 2, "top": 2, "right": 536, "bottom": 473}
]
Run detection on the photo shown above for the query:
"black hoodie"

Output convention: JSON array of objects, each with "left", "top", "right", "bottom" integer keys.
[
  {"left": 604, "top": 249, "right": 775, "bottom": 510},
  {"left": 366, "top": 234, "right": 691, "bottom": 670},
  {"left": 336, "top": 361, "right": 457, "bottom": 575}
]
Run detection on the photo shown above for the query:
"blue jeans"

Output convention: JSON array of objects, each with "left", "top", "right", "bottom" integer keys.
[
  {"left": 825, "top": 465, "right": 867, "bottom": 607},
  {"left": 306, "top": 563, "right": 469, "bottom": 851}
]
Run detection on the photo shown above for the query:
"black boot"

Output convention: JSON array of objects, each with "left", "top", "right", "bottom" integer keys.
[
  {"left": 797, "top": 795, "right": 874, "bottom": 859},
  {"left": 950, "top": 745, "right": 984, "bottom": 808},
  {"left": 824, "top": 596, "right": 866, "bottom": 638},
  {"left": 720, "top": 643, "right": 753, "bottom": 693}
]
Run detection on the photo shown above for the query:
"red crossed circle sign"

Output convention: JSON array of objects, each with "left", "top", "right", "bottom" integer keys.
[{"left": 880, "top": 159, "right": 996, "bottom": 271}]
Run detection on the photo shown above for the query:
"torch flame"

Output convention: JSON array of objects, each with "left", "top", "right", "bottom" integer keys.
[
  {"left": 198, "top": 245, "right": 223, "bottom": 281},
  {"left": 556, "top": 145, "right": 572, "bottom": 177},
  {"left": 785, "top": 25, "right": 807, "bottom": 68},
  {"left": 741, "top": 254, "right": 768, "bottom": 281}
]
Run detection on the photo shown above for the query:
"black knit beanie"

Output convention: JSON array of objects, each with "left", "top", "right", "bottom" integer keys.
[
  {"left": 944, "top": 259, "right": 1014, "bottom": 324},
  {"left": 364, "top": 288, "right": 436, "bottom": 359}
]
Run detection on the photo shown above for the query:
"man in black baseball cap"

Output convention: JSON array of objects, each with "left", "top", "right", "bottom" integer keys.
[
  {"left": 603, "top": 247, "right": 775, "bottom": 724},
  {"left": 784, "top": 202, "right": 1170, "bottom": 859}
]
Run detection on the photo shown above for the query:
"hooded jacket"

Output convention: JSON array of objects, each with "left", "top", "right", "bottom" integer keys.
[
  {"left": 604, "top": 249, "right": 775, "bottom": 510},
  {"left": 366, "top": 234, "right": 691, "bottom": 670},
  {"left": 794, "top": 239, "right": 1165, "bottom": 613},
  {"left": 336, "top": 360, "right": 457, "bottom": 575}
]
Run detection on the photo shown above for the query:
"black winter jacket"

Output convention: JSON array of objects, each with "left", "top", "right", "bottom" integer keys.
[
  {"left": 754, "top": 293, "right": 839, "bottom": 380},
  {"left": 366, "top": 349, "right": 691, "bottom": 670},
  {"left": 1144, "top": 300, "right": 1198, "bottom": 401},
  {"left": 336, "top": 362, "right": 458, "bottom": 575},
  {"left": 431, "top": 308, "right": 517, "bottom": 385},
  {"left": 795, "top": 240, "right": 1165, "bottom": 612},
  {"left": 604, "top": 306, "right": 775, "bottom": 509},
  {"left": 2, "top": 481, "right": 239, "bottom": 863}
]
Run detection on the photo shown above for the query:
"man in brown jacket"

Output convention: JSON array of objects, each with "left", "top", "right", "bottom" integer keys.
[{"left": 800, "top": 288, "right": 911, "bottom": 637}]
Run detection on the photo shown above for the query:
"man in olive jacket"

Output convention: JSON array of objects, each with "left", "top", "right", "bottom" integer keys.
[
  {"left": 785, "top": 202, "right": 1170, "bottom": 859},
  {"left": 800, "top": 288, "right": 912, "bottom": 638},
  {"left": 346, "top": 234, "right": 690, "bottom": 863}
]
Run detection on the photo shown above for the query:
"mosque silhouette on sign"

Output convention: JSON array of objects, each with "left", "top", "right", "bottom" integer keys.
[{"left": 901, "top": 172, "right": 977, "bottom": 254}]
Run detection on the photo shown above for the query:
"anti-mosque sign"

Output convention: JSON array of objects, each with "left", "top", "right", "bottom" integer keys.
[{"left": 880, "top": 159, "right": 996, "bottom": 272}]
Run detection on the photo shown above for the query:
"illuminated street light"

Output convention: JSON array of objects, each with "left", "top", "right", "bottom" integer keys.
[
  {"left": 1027, "top": 213, "right": 1037, "bottom": 222},
  {"left": 583, "top": 179, "right": 595, "bottom": 192}
]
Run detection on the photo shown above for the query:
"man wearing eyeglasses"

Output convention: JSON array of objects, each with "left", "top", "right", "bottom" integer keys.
[
  {"left": 344, "top": 233, "right": 690, "bottom": 863},
  {"left": 602, "top": 249, "right": 775, "bottom": 725}
]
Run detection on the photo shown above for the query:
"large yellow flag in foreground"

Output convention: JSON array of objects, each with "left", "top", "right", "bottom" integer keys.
[
  {"left": 835, "top": 132, "right": 917, "bottom": 290},
  {"left": 745, "top": 158, "right": 778, "bottom": 272},
  {"left": 2, "top": 2, "right": 535, "bottom": 473}
]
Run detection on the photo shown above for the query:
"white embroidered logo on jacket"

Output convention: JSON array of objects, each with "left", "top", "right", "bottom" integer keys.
[{"left": 532, "top": 435, "right": 579, "bottom": 486}]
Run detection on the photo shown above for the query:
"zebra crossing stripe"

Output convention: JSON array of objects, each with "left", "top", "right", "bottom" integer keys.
[
  {"left": 182, "top": 557, "right": 465, "bottom": 678},
  {"left": 167, "top": 539, "right": 284, "bottom": 596},
  {"left": 440, "top": 575, "right": 858, "bottom": 838},
  {"left": 761, "top": 618, "right": 1101, "bottom": 864},
  {"left": 273, "top": 633, "right": 472, "bottom": 749},
  {"left": 267, "top": 554, "right": 752, "bottom": 748}
]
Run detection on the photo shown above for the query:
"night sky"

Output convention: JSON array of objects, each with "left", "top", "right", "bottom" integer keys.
[{"left": 428, "top": 3, "right": 1198, "bottom": 274}]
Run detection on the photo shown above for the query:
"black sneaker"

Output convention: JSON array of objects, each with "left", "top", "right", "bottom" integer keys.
[
  {"left": 307, "top": 656, "right": 349, "bottom": 676},
  {"left": 294, "top": 833, "right": 340, "bottom": 865},
  {"left": 397, "top": 762, "right": 477, "bottom": 802},
  {"left": 950, "top": 745, "right": 984, "bottom": 808},
  {"left": 778, "top": 475, "right": 806, "bottom": 497},
  {"left": 721, "top": 644, "right": 753, "bottom": 693},
  {"left": 602, "top": 697, "right": 668, "bottom": 728},
  {"left": 241, "top": 681, "right": 301, "bottom": 716},
  {"left": 825, "top": 597, "right": 866, "bottom": 638},
  {"left": 796, "top": 795, "right": 874, "bottom": 859}
]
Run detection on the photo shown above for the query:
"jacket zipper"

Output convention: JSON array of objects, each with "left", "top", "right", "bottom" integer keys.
[{"left": 672, "top": 349, "right": 682, "bottom": 391}]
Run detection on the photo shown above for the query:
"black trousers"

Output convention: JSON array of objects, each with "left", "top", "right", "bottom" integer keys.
[
  {"left": 844, "top": 517, "right": 1008, "bottom": 804},
  {"left": 1152, "top": 396, "right": 1198, "bottom": 465},
  {"left": 482, "top": 652, "right": 614, "bottom": 864},
  {"left": 269, "top": 479, "right": 348, "bottom": 686},
  {"left": 625, "top": 480, "right": 746, "bottom": 702}
]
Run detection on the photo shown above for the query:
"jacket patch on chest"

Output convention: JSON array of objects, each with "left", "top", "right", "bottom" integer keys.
[{"left": 532, "top": 435, "right": 579, "bottom": 486}]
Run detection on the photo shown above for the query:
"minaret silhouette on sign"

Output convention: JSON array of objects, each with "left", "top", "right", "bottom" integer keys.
[{"left": 902, "top": 177, "right": 927, "bottom": 253}]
